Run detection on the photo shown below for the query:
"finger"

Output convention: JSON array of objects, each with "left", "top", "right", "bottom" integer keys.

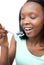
[
  {"left": 0, "top": 35, "right": 7, "bottom": 44},
  {"left": 0, "top": 24, "right": 2, "bottom": 29},
  {"left": 0, "top": 34, "right": 2, "bottom": 39},
  {"left": 0, "top": 24, "right": 8, "bottom": 34},
  {"left": 0, "top": 32, "right": 7, "bottom": 39},
  {"left": 0, "top": 24, "right": 5, "bottom": 29},
  {"left": 0, "top": 29, "right": 8, "bottom": 34},
  {"left": 0, "top": 38, "right": 4, "bottom": 44},
  {"left": 0, "top": 29, "right": 5, "bottom": 33}
]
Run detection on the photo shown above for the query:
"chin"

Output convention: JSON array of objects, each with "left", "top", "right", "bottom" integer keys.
[{"left": 26, "top": 33, "right": 36, "bottom": 38}]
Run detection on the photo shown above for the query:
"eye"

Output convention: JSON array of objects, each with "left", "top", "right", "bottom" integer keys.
[
  {"left": 21, "top": 14, "right": 25, "bottom": 20},
  {"left": 21, "top": 17, "right": 25, "bottom": 20},
  {"left": 21, "top": 15, "right": 25, "bottom": 20},
  {"left": 30, "top": 16, "right": 36, "bottom": 19},
  {"left": 29, "top": 14, "right": 37, "bottom": 19}
]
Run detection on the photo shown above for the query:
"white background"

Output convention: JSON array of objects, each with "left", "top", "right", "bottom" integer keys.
[
  {"left": 0, "top": 0, "right": 26, "bottom": 33},
  {"left": 0, "top": 0, "right": 27, "bottom": 65}
]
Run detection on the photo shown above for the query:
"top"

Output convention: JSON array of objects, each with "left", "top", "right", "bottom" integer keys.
[{"left": 14, "top": 34, "right": 44, "bottom": 65}]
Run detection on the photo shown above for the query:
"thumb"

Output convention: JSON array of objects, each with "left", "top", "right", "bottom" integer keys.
[{"left": 0, "top": 24, "right": 2, "bottom": 29}]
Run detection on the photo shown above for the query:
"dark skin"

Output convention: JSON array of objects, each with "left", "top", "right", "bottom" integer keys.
[
  {"left": 0, "top": 24, "right": 16, "bottom": 65},
  {"left": 0, "top": 24, "right": 8, "bottom": 65},
  {"left": 0, "top": 2, "right": 44, "bottom": 65},
  {"left": 20, "top": 2, "right": 44, "bottom": 57}
]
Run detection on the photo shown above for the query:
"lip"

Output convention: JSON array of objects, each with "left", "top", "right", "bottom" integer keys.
[{"left": 24, "top": 27, "right": 33, "bottom": 33}]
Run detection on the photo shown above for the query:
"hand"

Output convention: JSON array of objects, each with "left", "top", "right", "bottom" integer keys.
[{"left": 0, "top": 24, "right": 8, "bottom": 47}]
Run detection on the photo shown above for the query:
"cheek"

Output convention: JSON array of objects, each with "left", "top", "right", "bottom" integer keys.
[
  {"left": 32, "top": 18, "right": 43, "bottom": 28},
  {"left": 31, "top": 19, "right": 43, "bottom": 34}
]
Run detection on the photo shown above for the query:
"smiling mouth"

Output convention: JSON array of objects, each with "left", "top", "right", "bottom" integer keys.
[{"left": 24, "top": 27, "right": 33, "bottom": 31}]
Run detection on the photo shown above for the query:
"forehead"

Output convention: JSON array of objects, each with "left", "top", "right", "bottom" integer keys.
[{"left": 21, "top": 2, "right": 43, "bottom": 14}]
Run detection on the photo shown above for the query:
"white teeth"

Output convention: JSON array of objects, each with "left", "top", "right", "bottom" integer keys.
[{"left": 24, "top": 28, "right": 32, "bottom": 31}]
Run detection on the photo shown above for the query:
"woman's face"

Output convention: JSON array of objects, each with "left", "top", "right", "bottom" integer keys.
[{"left": 20, "top": 2, "right": 44, "bottom": 38}]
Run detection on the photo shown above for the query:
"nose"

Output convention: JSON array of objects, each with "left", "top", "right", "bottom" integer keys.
[{"left": 23, "top": 17, "right": 30, "bottom": 25}]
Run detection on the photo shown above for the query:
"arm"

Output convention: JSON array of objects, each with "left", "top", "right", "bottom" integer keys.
[
  {"left": 0, "top": 24, "right": 9, "bottom": 65},
  {"left": 0, "top": 45, "right": 8, "bottom": 65},
  {"left": 9, "top": 35, "right": 16, "bottom": 65}
]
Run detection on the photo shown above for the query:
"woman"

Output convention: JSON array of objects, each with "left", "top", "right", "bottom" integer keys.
[{"left": 0, "top": 0, "right": 44, "bottom": 65}]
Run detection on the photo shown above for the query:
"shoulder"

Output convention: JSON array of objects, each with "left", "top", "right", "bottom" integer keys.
[
  {"left": 11, "top": 33, "right": 26, "bottom": 48},
  {"left": 14, "top": 34, "right": 23, "bottom": 42},
  {"left": 11, "top": 34, "right": 26, "bottom": 50}
]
